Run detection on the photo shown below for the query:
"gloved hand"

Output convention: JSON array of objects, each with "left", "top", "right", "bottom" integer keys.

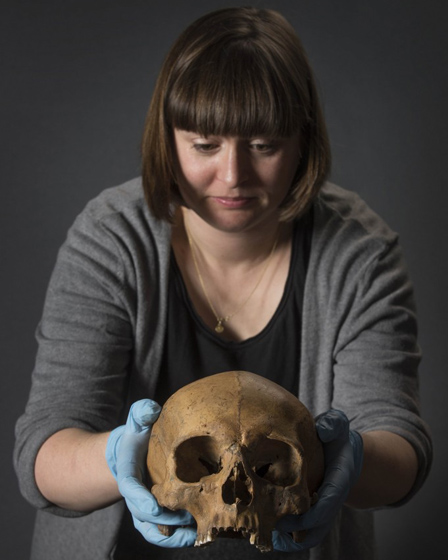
[
  {"left": 106, "top": 399, "right": 197, "bottom": 548},
  {"left": 272, "top": 409, "right": 364, "bottom": 552}
]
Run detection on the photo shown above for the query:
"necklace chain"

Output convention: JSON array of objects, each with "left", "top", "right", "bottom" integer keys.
[{"left": 184, "top": 217, "right": 279, "bottom": 334}]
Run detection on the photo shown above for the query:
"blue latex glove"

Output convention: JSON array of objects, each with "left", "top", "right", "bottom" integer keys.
[
  {"left": 272, "top": 409, "right": 364, "bottom": 552},
  {"left": 106, "top": 399, "right": 197, "bottom": 548}
]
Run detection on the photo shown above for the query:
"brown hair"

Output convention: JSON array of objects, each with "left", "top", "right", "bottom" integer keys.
[{"left": 141, "top": 7, "right": 331, "bottom": 222}]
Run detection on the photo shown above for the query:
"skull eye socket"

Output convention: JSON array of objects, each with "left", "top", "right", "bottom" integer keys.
[
  {"left": 252, "top": 439, "right": 301, "bottom": 487},
  {"left": 175, "top": 436, "right": 222, "bottom": 483},
  {"left": 255, "top": 463, "right": 272, "bottom": 478}
]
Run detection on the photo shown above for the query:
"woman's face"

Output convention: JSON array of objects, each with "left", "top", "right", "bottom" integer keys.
[{"left": 173, "top": 128, "right": 301, "bottom": 234}]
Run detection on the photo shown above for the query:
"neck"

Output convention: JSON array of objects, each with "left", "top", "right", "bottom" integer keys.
[
  {"left": 178, "top": 207, "right": 290, "bottom": 268},
  {"left": 171, "top": 206, "right": 294, "bottom": 340}
]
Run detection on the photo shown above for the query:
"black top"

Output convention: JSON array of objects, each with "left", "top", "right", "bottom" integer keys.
[{"left": 155, "top": 213, "right": 313, "bottom": 406}]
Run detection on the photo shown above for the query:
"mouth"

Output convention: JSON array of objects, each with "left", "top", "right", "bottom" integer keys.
[
  {"left": 195, "top": 526, "right": 272, "bottom": 552},
  {"left": 211, "top": 196, "right": 256, "bottom": 208},
  {"left": 157, "top": 521, "right": 272, "bottom": 552}
]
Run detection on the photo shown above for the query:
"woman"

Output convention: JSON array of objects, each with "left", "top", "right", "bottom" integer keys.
[{"left": 14, "top": 7, "right": 432, "bottom": 560}]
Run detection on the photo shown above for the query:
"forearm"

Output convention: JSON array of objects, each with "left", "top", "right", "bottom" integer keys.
[
  {"left": 35, "top": 428, "right": 122, "bottom": 512},
  {"left": 346, "top": 430, "right": 418, "bottom": 509}
]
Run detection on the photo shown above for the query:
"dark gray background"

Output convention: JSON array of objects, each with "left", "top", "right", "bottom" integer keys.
[{"left": 2, "top": 0, "right": 446, "bottom": 558}]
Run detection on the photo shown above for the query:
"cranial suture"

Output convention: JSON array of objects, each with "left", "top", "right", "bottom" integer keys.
[{"left": 147, "top": 371, "right": 324, "bottom": 552}]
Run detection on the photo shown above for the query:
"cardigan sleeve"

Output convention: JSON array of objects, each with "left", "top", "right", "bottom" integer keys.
[
  {"left": 14, "top": 200, "right": 135, "bottom": 516},
  {"left": 331, "top": 235, "right": 432, "bottom": 506}
]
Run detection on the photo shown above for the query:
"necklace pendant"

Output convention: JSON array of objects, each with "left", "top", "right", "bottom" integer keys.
[{"left": 215, "top": 320, "right": 224, "bottom": 333}]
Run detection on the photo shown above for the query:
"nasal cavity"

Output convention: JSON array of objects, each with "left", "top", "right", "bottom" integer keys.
[{"left": 222, "top": 463, "right": 252, "bottom": 506}]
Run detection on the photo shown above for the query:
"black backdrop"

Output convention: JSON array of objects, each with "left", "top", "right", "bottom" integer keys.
[{"left": 2, "top": 1, "right": 446, "bottom": 558}]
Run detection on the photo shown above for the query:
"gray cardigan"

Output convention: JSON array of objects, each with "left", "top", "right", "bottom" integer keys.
[{"left": 14, "top": 178, "right": 432, "bottom": 560}]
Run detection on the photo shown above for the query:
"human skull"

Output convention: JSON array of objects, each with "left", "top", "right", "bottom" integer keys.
[{"left": 147, "top": 371, "right": 324, "bottom": 552}]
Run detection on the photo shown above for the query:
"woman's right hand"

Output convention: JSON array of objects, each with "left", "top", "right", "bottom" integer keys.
[{"left": 106, "top": 399, "right": 197, "bottom": 547}]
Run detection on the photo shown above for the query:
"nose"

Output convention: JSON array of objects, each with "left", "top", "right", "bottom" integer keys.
[
  {"left": 222, "top": 462, "right": 252, "bottom": 506},
  {"left": 217, "top": 145, "right": 249, "bottom": 187}
]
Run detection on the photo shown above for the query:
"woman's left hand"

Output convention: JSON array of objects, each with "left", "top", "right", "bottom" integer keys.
[{"left": 272, "top": 409, "right": 364, "bottom": 552}]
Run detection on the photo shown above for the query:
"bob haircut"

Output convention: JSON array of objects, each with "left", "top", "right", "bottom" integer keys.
[{"left": 141, "top": 7, "right": 331, "bottom": 222}]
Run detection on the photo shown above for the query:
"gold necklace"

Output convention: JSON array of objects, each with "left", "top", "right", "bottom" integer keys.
[{"left": 184, "top": 217, "right": 279, "bottom": 334}]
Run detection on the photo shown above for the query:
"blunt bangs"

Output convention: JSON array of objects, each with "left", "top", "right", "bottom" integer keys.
[{"left": 166, "top": 41, "right": 305, "bottom": 139}]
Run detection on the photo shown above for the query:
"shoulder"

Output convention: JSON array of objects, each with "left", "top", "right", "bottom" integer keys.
[
  {"left": 57, "top": 178, "right": 172, "bottom": 287},
  {"left": 72, "top": 177, "right": 171, "bottom": 245},
  {"left": 87, "top": 176, "right": 145, "bottom": 215},
  {"left": 316, "top": 182, "right": 397, "bottom": 243},
  {"left": 312, "top": 182, "right": 398, "bottom": 260},
  {"left": 309, "top": 182, "right": 405, "bottom": 286},
  {"left": 47, "top": 178, "right": 173, "bottom": 310},
  {"left": 82, "top": 177, "right": 158, "bottom": 228}
]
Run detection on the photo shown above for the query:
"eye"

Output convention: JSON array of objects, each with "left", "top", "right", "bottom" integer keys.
[
  {"left": 255, "top": 463, "right": 272, "bottom": 478},
  {"left": 174, "top": 436, "right": 222, "bottom": 482},
  {"left": 198, "top": 456, "right": 220, "bottom": 475},
  {"left": 192, "top": 142, "right": 218, "bottom": 153},
  {"left": 251, "top": 439, "right": 302, "bottom": 487},
  {"left": 250, "top": 141, "right": 277, "bottom": 154}
]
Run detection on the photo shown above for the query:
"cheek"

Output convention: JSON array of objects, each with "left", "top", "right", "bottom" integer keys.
[
  {"left": 176, "top": 167, "right": 214, "bottom": 207},
  {"left": 263, "top": 165, "right": 296, "bottom": 199},
  {"left": 177, "top": 157, "right": 213, "bottom": 191}
]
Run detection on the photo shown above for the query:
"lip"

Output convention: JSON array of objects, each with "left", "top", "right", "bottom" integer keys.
[{"left": 212, "top": 196, "right": 256, "bottom": 208}]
